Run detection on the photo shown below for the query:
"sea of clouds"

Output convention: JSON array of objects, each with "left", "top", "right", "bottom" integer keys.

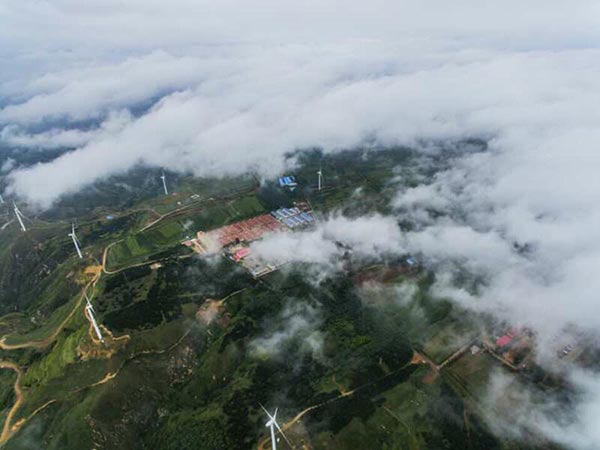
[{"left": 2, "top": 1, "right": 600, "bottom": 447}]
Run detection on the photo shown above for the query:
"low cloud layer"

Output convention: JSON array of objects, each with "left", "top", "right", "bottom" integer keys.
[
  {"left": 5, "top": 48, "right": 600, "bottom": 207},
  {"left": 1, "top": 2, "right": 600, "bottom": 207},
  {"left": 0, "top": 110, "right": 133, "bottom": 150},
  {"left": 251, "top": 214, "right": 404, "bottom": 270},
  {"left": 482, "top": 369, "right": 600, "bottom": 450},
  {"left": 249, "top": 302, "right": 324, "bottom": 361},
  {"left": 0, "top": 51, "right": 208, "bottom": 125},
  {"left": 395, "top": 148, "right": 600, "bottom": 342}
]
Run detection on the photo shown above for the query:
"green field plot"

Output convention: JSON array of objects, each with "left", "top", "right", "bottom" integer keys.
[
  {"left": 185, "top": 203, "right": 231, "bottom": 231},
  {"left": 145, "top": 175, "right": 258, "bottom": 216},
  {"left": 445, "top": 352, "right": 497, "bottom": 398},
  {"left": 421, "top": 315, "right": 479, "bottom": 364},
  {"left": 0, "top": 313, "right": 30, "bottom": 338},
  {"left": 21, "top": 327, "right": 88, "bottom": 387},
  {"left": 225, "top": 194, "right": 266, "bottom": 219},
  {"left": 144, "top": 221, "right": 184, "bottom": 244},
  {"left": 106, "top": 220, "right": 188, "bottom": 269},
  {"left": 178, "top": 174, "right": 258, "bottom": 198},
  {"left": 187, "top": 193, "right": 265, "bottom": 229},
  {"left": 2, "top": 293, "right": 82, "bottom": 347}
]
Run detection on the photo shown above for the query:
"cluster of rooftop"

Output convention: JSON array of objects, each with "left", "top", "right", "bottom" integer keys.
[
  {"left": 224, "top": 243, "right": 285, "bottom": 278},
  {"left": 183, "top": 201, "right": 316, "bottom": 278},
  {"left": 271, "top": 207, "right": 314, "bottom": 229},
  {"left": 277, "top": 175, "right": 298, "bottom": 189},
  {"left": 184, "top": 214, "right": 283, "bottom": 254}
]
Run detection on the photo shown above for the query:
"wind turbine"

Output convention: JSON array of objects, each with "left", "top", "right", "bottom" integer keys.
[
  {"left": 0, "top": 194, "right": 4, "bottom": 204},
  {"left": 160, "top": 170, "right": 169, "bottom": 196},
  {"left": 317, "top": 166, "right": 323, "bottom": 191},
  {"left": 85, "top": 292, "right": 104, "bottom": 343},
  {"left": 68, "top": 223, "right": 83, "bottom": 259},
  {"left": 13, "top": 202, "right": 26, "bottom": 232},
  {"left": 261, "top": 404, "right": 291, "bottom": 450}
]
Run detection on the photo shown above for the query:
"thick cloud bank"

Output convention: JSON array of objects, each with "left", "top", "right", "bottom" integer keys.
[
  {"left": 2, "top": 1, "right": 600, "bottom": 207},
  {"left": 6, "top": 48, "right": 600, "bottom": 207}
]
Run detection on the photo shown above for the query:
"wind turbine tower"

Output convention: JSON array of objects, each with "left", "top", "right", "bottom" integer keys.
[
  {"left": 0, "top": 194, "right": 4, "bottom": 204},
  {"left": 85, "top": 293, "right": 104, "bottom": 343},
  {"left": 261, "top": 405, "right": 291, "bottom": 450},
  {"left": 68, "top": 223, "right": 83, "bottom": 259},
  {"left": 266, "top": 408, "right": 278, "bottom": 450},
  {"left": 13, "top": 202, "right": 26, "bottom": 232},
  {"left": 160, "top": 170, "right": 169, "bottom": 196},
  {"left": 317, "top": 166, "right": 323, "bottom": 191}
]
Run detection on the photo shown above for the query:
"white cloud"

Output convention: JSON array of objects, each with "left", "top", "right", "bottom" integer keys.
[
  {"left": 0, "top": 1, "right": 598, "bottom": 207},
  {"left": 249, "top": 302, "right": 324, "bottom": 360},
  {"left": 1, "top": 158, "right": 16, "bottom": 174},
  {"left": 482, "top": 369, "right": 600, "bottom": 450},
  {"left": 4, "top": 47, "right": 600, "bottom": 208},
  {"left": 0, "top": 51, "right": 212, "bottom": 124},
  {"left": 251, "top": 214, "right": 405, "bottom": 269},
  {"left": 0, "top": 110, "right": 132, "bottom": 149}
]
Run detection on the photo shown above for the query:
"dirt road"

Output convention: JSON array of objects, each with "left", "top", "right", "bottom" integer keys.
[
  {"left": 0, "top": 361, "right": 23, "bottom": 444},
  {"left": 0, "top": 272, "right": 101, "bottom": 351}
]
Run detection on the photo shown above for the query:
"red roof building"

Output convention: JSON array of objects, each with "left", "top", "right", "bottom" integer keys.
[
  {"left": 199, "top": 214, "right": 285, "bottom": 251},
  {"left": 232, "top": 247, "right": 251, "bottom": 262},
  {"left": 496, "top": 335, "right": 513, "bottom": 347}
]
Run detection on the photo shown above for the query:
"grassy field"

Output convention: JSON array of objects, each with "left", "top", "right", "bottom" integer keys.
[
  {"left": 2, "top": 293, "right": 82, "bottom": 347},
  {"left": 225, "top": 194, "right": 266, "bottom": 220},
  {"left": 421, "top": 314, "right": 479, "bottom": 364},
  {"left": 105, "top": 224, "right": 189, "bottom": 270}
]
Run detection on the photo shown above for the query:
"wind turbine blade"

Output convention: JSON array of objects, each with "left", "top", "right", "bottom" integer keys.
[
  {"left": 160, "top": 171, "right": 169, "bottom": 195},
  {"left": 273, "top": 420, "right": 293, "bottom": 449},
  {"left": 14, "top": 205, "right": 28, "bottom": 220},
  {"left": 13, "top": 203, "right": 27, "bottom": 231},
  {"left": 259, "top": 403, "right": 270, "bottom": 417}
]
